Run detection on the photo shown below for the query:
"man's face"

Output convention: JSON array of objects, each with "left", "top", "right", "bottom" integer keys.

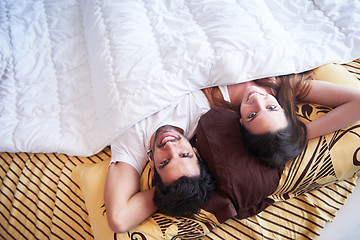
[{"left": 150, "top": 125, "right": 200, "bottom": 184}]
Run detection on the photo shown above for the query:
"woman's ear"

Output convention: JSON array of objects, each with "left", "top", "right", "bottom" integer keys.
[{"left": 239, "top": 118, "right": 243, "bottom": 125}]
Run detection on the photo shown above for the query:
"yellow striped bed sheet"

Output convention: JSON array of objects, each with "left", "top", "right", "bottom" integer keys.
[
  {"left": 0, "top": 149, "right": 111, "bottom": 239},
  {"left": 0, "top": 59, "right": 359, "bottom": 240}
]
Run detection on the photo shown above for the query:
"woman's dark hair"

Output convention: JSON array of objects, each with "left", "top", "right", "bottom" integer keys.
[
  {"left": 239, "top": 74, "right": 312, "bottom": 169},
  {"left": 240, "top": 115, "right": 307, "bottom": 169},
  {"left": 152, "top": 156, "right": 216, "bottom": 218}
]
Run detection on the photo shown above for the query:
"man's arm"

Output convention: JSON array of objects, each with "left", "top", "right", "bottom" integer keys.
[{"left": 104, "top": 162, "right": 156, "bottom": 233}]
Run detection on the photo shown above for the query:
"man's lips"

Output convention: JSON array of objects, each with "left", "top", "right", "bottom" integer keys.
[{"left": 158, "top": 132, "right": 177, "bottom": 146}]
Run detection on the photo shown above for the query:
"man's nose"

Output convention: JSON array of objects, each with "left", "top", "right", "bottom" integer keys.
[{"left": 164, "top": 141, "right": 177, "bottom": 156}]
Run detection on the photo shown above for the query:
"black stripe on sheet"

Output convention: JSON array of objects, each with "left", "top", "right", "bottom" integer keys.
[
  {"left": 259, "top": 214, "right": 312, "bottom": 240},
  {"left": 56, "top": 156, "right": 89, "bottom": 209},
  {"left": 230, "top": 217, "right": 273, "bottom": 240},
  {"left": 343, "top": 178, "right": 357, "bottom": 188},
  {"left": 299, "top": 194, "right": 336, "bottom": 219},
  {"left": 52, "top": 189, "right": 93, "bottom": 233},
  {"left": 46, "top": 162, "right": 93, "bottom": 236},
  {"left": 51, "top": 221, "right": 81, "bottom": 240},
  {"left": 7, "top": 182, "right": 52, "bottom": 232},
  {"left": 58, "top": 178, "right": 88, "bottom": 214},
  {"left": 275, "top": 135, "right": 337, "bottom": 199},
  {"left": 247, "top": 217, "right": 294, "bottom": 240},
  {"left": 286, "top": 198, "right": 328, "bottom": 222},
  {"left": 217, "top": 224, "right": 248, "bottom": 240},
  {"left": 225, "top": 220, "right": 262, "bottom": 240},
  {"left": 0, "top": 153, "right": 12, "bottom": 174},
  {"left": 263, "top": 208, "right": 320, "bottom": 236},
  {"left": 19, "top": 162, "right": 57, "bottom": 211},
  {"left": 272, "top": 202, "right": 324, "bottom": 228},
  {"left": 329, "top": 125, "right": 360, "bottom": 149},
  {"left": 0, "top": 231, "right": 8, "bottom": 240},
  {"left": 57, "top": 155, "right": 88, "bottom": 197},
  {"left": 194, "top": 212, "right": 218, "bottom": 231},
  {"left": 31, "top": 161, "right": 92, "bottom": 236},
  {"left": 206, "top": 230, "right": 226, "bottom": 240},
  {"left": 273, "top": 138, "right": 318, "bottom": 196},
  {"left": 6, "top": 221, "right": 29, "bottom": 240},
  {"left": 343, "top": 61, "right": 360, "bottom": 76},
  {"left": 8, "top": 198, "right": 48, "bottom": 239},
  {"left": 307, "top": 191, "right": 340, "bottom": 211},
  {"left": 35, "top": 154, "right": 62, "bottom": 185},
  {"left": 2, "top": 194, "right": 42, "bottom": 240},
  {"left": 284, "top": 145, "right": 308, "bottom": 192},
  {"left": 2, "top": 152, "right": 93, "bottom": 239},
  {"left": 50, "top": 229, "right": 73, "bottom": 240},
  {"left": 152, "top": 214, "right": 175, "bottom": 236},
  {"left": 317, "top": 188, "right": 343, "bottom": 206},
  {"left": 325, "top": 184, "right": 347, "bottom": 199},
  {"left": 3, "top": 167, "right": 18, "bottom": 196}
]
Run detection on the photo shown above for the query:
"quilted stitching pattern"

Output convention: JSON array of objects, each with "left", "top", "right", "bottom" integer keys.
[{"left": 1, "top": 0, "right": 360, "bottom": 155}]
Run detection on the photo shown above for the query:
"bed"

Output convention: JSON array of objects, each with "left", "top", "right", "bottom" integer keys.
[{"left": 1, "top": 0, "right": 360, "bottom": 239}]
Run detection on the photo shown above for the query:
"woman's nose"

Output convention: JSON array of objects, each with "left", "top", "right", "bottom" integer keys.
[{"left": 251, "top": 94, "right": 266, "bottom": 107}]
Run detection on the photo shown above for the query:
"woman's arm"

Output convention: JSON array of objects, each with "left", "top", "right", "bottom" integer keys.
[
  {"left": 302, "top": 80, "right": 360, "bottom": 139},
  {"left": 104, "top": 162, "right": 156, "bottom": 233}
]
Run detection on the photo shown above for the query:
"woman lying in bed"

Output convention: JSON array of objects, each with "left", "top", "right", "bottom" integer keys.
[{"left": 203, "top": 72, "right": 360, "bottom": 169}]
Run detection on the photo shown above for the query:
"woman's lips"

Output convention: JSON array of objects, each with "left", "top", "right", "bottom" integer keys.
[{"left": 247, "top": 90, "right": 265, "bottom": 102}]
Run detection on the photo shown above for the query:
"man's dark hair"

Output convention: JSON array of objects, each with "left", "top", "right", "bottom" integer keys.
[{"left": 152, "top": 156, "right": 216, "bottom": 218}]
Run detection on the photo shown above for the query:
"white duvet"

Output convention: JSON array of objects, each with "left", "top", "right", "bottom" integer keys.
[{"left": 1, "top": 0, "right": 360, "bottom": 156}]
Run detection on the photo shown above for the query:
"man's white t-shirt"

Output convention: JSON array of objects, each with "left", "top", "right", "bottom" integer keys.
[{"left": 110, "top": 90, "right": 210, "bottom": 175}]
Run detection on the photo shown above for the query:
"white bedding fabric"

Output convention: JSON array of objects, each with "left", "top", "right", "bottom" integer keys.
[{"left": 1, "top": 0, "right": 360, "bottom": 156}]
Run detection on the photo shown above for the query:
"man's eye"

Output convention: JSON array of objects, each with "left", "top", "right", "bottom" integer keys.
[
  {"left": 181, "top": 153, "right": 193, "bottom": 158},
  {"left": 247, "top": 112, "right": 256, "bottom": 119},
  {"left": 159, "top": 160, "right": 169, "bottom": 169},
  {"left": 268, "top": 105, "right": 277, "bottom": 110}
]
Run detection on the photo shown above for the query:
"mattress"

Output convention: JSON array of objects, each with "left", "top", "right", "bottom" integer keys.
[{"left": 1, "top": 60, "right": 359, "bottom": 240}]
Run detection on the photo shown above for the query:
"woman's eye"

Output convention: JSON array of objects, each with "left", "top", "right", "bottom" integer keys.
[
  {"left": 247, "top": 112, "right": 256, "bottom": 119},
  {"left": 268, "top": 105, "right": 277, "bottom": 110},
  {"left": 181, "top": 153, "right": 190, "bottom": 157}
]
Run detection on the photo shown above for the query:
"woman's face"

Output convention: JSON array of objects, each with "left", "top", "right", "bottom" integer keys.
[{"left": 240, "top": 85, "right": 288, "bottom": 134}]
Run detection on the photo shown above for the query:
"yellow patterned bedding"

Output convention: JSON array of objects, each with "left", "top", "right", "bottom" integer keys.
[{"left": 1, "top": 60, "right": 360, "bottom": 240}]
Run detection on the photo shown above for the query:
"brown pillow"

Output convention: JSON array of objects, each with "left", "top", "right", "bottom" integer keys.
[{"left": 196, "top": 108, "right": 280, "bottom": 223}]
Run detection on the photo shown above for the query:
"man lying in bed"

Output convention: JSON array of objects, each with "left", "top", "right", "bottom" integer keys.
[{"left": 104, "top": 91, "right": 216, "bottom": 233}]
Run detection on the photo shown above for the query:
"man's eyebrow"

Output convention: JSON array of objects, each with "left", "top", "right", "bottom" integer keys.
[{"left": 158, "top": 153, "right": 194, "bottom": 169}]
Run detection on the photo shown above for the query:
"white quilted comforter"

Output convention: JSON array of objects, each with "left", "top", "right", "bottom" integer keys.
[{"left": 1, "top": 0, "right": 360, "bottom": 156}]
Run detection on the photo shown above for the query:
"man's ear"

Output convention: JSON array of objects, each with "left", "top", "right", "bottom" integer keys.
[
  {"left": 150, "top": 161, "right": 155, "bottom": 177},
  {"left": 193, "top": 147, "right": 201, "bottom": 160}
]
